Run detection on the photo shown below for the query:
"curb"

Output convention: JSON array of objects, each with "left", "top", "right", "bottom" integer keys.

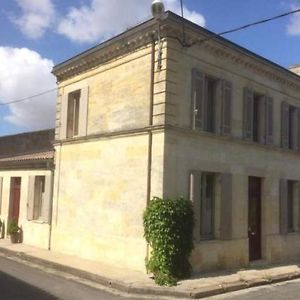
[{"left": 1, "top": 246, "right": 300, "bottom": 299}]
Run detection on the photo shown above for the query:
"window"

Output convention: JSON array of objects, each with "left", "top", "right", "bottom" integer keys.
[
  {"left": 200, "top": 173, "right": 215, "bottom": 239},
  {"left": 287, "top": 180, "right": 295, "bottom": 232},
  {"left": 67, "top": 90, "right": 80, "bottom": 138},
  {"left": 281, "top": 102, "right": 300, "bottom": 150},
  {"left": 192, "top": 69, "right": 232, "bottom": 135},
  {"left": 190, "top": 172, "right": 233, "bottom": 241},
  {"left": 33, "top": 176, "right": 45, "bottom": 220},
  {"left": 60, "top": 86, "right": 89, "bottom": 140},
  {"left": 243, "top": 88, "right": 273, "bottom": 144}
]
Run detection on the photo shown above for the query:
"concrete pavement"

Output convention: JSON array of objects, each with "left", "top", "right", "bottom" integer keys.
[{"left": 1, "top": 239, "right": 300, "bottom": 299}]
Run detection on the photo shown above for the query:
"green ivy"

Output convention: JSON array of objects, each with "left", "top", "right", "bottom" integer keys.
[{"left": 143, "top": 197, "right": 194, "bottom": 286}]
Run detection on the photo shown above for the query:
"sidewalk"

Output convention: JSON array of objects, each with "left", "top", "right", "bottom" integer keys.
[{"left": 1, "top": 240, "right": 300, "bottom": 299}]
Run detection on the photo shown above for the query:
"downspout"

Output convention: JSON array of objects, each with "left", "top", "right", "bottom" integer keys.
[
  {"left": 145, "top": 36, "right": 156, "bottom": 265},
  {"left": 48, "top": 164, "right": 55, "bottom": 251}
]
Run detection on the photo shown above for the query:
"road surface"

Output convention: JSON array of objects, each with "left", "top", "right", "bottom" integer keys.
[{"left": 0, "top": 255, "right": 126, "bottom": 300}]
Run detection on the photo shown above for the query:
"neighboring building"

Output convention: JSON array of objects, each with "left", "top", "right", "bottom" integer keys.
[
  {"left": 0, "top": 129, "right": 54, "bottom": 249},
  {"left": 50, "top": 11, "right": 300, "bottom": 273}
]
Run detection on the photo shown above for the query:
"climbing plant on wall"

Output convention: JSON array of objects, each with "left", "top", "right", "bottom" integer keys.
[{"left": 143, "top": 196, "right": 194, "bottom": 286}]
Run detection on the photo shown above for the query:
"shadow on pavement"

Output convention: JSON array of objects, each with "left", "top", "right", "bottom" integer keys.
[{"left": 0, "top": 271, "right": 59, "bottom": 299}]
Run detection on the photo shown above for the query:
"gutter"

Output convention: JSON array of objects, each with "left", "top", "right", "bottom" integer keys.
[{"left": 145, "top": 36, "right": 156, "bottom": 265}]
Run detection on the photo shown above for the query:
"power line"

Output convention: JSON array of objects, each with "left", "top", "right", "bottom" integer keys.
[
  {"left": 1, "top": 7, "right": 300, "bottom": 106},
  {"left": 190, "top": 8, "right": 300, "bottom": 47},
  {"left": 0, "top": 88, "right": 56, "bottom": 107}
]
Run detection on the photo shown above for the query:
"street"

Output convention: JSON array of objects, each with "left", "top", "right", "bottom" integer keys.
[
  {"left": 210, "top": 278, "right": 300, "bottom": 300},
  {"left": 0, "top": 255, "right": 125, "bottom": 300}
]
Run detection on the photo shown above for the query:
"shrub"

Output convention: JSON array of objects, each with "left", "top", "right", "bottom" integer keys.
[
  {"left": 8, "top": 220, "right": 20, "bottom": 235},
  {"left": 143, "top": 197, "right": 194, "bottom": 286}
]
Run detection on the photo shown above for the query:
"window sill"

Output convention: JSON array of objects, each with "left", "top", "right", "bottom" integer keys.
[{"left": 30, "top": 219, "right": 47, "bottom": 225}]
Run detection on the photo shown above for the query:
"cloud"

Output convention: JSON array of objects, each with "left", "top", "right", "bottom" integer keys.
[
  {"left": 0, "top": 47, "right": 56, "bottom": 130},
  {"left": 57, "top": 0, "right": 206, "bottom": 43},
  {"left": 12, "top": 0, "right": 55, "bottom": 39}
]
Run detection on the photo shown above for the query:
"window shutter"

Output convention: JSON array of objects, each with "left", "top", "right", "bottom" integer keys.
[
  {"left": 60, "top": 94, "right": 69, "bottom": 140},
  {"left": 258, "top": 96, "right": 266, "bottom": 144},
  {"left": 296, "top": 108, "right": 300, "bottom": 152},
  {"left": 279, "top": 179, "right": 288, "bottom": 235},
  {"left": 243, "top": 87, "right": 254, "bottom": 140},
  {"left": 0, "top": 177, "right": 3, "bottom": 214},
  {"left": 41, "top": 175, "right": 53, "bottom": 224},
  {"left": 221, "top": 80, "right": 232, "bottom": 136},
  {"left": 281, "top": 101, "right": 289, "bottom": 149},
  {"left": 189, "top": 171, "right": 201, "bottom": 242},
  {"left": 220, "top": 173, "right": 232, "bottom": 240},
  {"left": 265, "top": 97, "right": 274, "bottom": 145},
  {"left": 78, "top": 86, "right": 89, "bottom": 137},
  {"left": 27, "top": 176, "right": 35, "bottom": 221},
  {"left": 191, "top": 69, "right": 205, "bottom": 130}
]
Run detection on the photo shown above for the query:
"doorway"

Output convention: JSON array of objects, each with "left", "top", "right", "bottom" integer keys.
[
  {"left": 9, "top": 177, "right": 21, "bottom": 222},
  {"left": 248, "top": 177, "right": 262, "bottom": 261}
]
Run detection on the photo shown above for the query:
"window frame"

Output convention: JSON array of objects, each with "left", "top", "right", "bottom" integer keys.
[{"left": 32, "top": 176, "right": 46, "bottom": 221}]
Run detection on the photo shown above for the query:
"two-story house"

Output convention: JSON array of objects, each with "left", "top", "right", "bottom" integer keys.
[{"left": 50, "top": 11, "right": 300, "bottom": 273}]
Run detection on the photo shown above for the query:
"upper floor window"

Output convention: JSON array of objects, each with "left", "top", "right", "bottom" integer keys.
[
  {"left": 281, "top": 102, "right": 300, "bottom": 151},
  {"left": 191, "top": 69, "right": 232, "bottom": 135},
  {"left": 60, "top": 86, "right": 89, "bottom": 140},
  {"left": 67, "top": 91, "right": 80, "bottom": 138},
  {"left": 243, "top": 87, "right": 273, "bottom": 144}
]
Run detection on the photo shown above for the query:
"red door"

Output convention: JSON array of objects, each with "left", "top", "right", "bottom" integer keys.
[
  {"left": 10, "top": 178, "right": 21, "bottom": 221},
  {"left": 248, "top": 177, "right": 262, "bottom": 261}
]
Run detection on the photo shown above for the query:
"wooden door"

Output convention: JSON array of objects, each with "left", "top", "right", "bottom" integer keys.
[
  {"left": 10, "top": 178, "right": 21, "bottom": 221},
  {"left": 248, "top": 177, "right": 261, "bottom": 261}
]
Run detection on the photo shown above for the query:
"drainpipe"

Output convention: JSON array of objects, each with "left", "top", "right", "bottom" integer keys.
[
  {"left": 145, "top": 36, "right": 156, "bottom": 265},
  {"left": 47, "top": 160, "right": 55, "bottom": 251}
]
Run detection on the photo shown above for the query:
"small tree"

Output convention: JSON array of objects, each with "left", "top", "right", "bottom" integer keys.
[{"left": 143, "top": 197, "right": 194, "bottom": 286}]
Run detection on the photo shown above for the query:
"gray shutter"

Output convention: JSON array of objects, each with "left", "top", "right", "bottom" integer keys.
[
  {"left": 189, "top": 171, "right": 201, "bottom": 242},
  {"left": 78, "top": 86, "right": 89, "bottom": 137},
  {"left": 220, "top": 173, "right": 232, "bottom": 240},
  {"left": 296, "top": 108, "right": 300, "bottom": 152},
  {"left": 291, "top": 107, "right": 298, "bottom": 151},
  {"left": 60, "top": 94, "right": 69, "bottom": 140},
  {"left": 243, "top": 87, "right": 254, "bottom": 140},
  {"left": 27, "top": 176, "right": 35, "bottom": 221},
  {"left": 259, "top": 96, "right": 266, "bottom": 144},
  {"left": 41, "top": 175, "right": 53, "bottom": 224},
  {"left": 221, "top": 80, "right": 232, "bottom": 135},
  {"left": 265, "top": 97, "right": 274, "bottom": 145},
  {"left": 191, "top": 69, "right": 205, "bottom": 130},
  {"left": 279, "top": 179, "right": 288, "bottom": 235},
  {"left": 0, "top": 177, "right": 2, "bottom": 215},
  {"left": 281, "top": 102, "right": 289, "bottom": 149}
]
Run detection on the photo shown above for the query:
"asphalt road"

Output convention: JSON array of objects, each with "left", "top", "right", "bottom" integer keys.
[
  {"left": 210, "top": 278, "right": 300, "bottom": 300},
  {"left": 0, "top": 255, "right": 125, "bottom": 300}
]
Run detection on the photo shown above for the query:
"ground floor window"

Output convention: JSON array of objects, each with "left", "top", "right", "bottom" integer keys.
[
  {"left": 33, "top": 176, "right": 45, "bottom": 220},
  {"left": 200, "top": 173, "right": 215, "bottom": 239}
]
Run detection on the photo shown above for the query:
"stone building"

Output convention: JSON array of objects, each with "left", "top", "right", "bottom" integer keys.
[
  {"left": 51, "top": 11, "right": 300, "bottom": 273},
  {"left": 0, "top": 129, "right": 54, "bottom": 249}
]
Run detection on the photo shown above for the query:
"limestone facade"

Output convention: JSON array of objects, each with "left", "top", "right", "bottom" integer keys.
[{"left": 51, "top": 12, "right": 300, "bottom": 273}]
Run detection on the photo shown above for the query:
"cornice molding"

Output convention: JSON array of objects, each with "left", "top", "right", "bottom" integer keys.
[
  {"left": 53, "top": 11, "right": 300, "bottom": 92},
  {"left": 53, "top": 30, "right": 157, "bottom": 82},
  {"left": 162, "top": 23, "right": 300, "bottom": 92}
]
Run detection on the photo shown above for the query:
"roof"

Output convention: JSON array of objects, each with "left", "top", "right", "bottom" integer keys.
[
  {"left": 0, "top": 129, "right": 54, "bottom": 159},
  {"left": 0, "top": 151, "right": 54, "bottom": 163},
  {"left": 52, "top": 11, "right": 300, "bottom": 83}
]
